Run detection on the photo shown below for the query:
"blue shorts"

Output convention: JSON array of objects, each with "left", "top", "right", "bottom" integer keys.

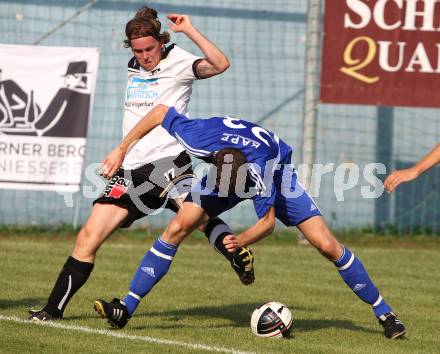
[{"left": 185, "top": 165, "right": 321, "bottom": 226}]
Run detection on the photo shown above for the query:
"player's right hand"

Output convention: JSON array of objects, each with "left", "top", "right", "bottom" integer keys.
[
  {"left": 384, "top": 168, "right": 419, "bottom": 193},
  {"left": 223, "top": 234, "right": 239, "bottom": 253},
  {"left": 167, "top": 14, "right": 192, "bottom": 33},
  {"left": 99, "top": 147, "right": 125, "bottom": 179}
]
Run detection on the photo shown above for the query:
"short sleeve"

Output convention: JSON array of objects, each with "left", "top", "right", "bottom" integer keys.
[
  {"left": 162, "top": 106, "right": 189, "bottom": 137},
  {"left": 161, "top": 107, "right": 212, "bottom": 158},
  {"left": 170, "top": 46, "right": 203, "bottom": 83}
]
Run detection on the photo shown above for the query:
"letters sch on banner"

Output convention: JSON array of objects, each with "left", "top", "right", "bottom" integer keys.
[{"left": 320, "top": 0, "right": 440, "bottom": 108}]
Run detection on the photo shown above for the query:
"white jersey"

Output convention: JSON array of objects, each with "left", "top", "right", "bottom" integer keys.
[{"left": 122, "top": 44, "right": 201, "bottom": 169}]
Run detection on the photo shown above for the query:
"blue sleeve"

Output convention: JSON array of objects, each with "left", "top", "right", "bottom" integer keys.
[
  {"left": 161, "top": 106, "right": 189, "bottom": 137},
  {"left": 161, "top": 106, "right": 213, "bottom": 158},
  {"left": 162, "top": 107, "right": 191, "bottom": 137}
]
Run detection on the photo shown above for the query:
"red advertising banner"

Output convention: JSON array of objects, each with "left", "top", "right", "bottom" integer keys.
[{"left": 320, "top": 0, "right": 440, "bottom": 108}]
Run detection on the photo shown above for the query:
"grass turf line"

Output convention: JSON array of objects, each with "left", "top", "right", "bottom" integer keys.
[{"left": 0, "top": 235, "right": 439, "bottom": 354}]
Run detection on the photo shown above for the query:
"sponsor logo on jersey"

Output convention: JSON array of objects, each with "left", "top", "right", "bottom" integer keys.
[
  {"left": 126, "top": 89, "right": 158, "bottom": 100},
  {"left": 102, "top": 176, "right": 132, "bottom": 199},
  {"left": 129, "top": 77, "right": 159, "bottom": 86},
  {"left": 124, "top": 101, "right": 154, "bottom": 109},
  {"left": 126, "top": 77, "right": 159, "bottom": 100}
]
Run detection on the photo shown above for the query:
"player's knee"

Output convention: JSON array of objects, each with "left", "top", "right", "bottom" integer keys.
[
  {"left": 74, "top": 225, "right": 100, "bottom": 256},
  {"left": 166, "top": 217, "right": 192, "bottom": 240},
  {"left": 315, "top": 236, "right": 341, "bottom": 260}
]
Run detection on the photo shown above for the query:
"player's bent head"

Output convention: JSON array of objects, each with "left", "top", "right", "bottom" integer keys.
[
  {"left": 214, "top": 148, "right": 247, "bottom": 194},
  {"left": 124, "top": 6, "right": 170, "bottom": 48}
]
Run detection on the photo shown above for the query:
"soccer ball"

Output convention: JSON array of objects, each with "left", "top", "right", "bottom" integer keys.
[{"left": 250, "top": 301, "right": 293, "bottom": 338}]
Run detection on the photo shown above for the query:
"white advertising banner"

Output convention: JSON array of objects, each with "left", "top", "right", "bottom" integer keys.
[{"left": 0, "top": 44, "right": 99, "bottom": 191}]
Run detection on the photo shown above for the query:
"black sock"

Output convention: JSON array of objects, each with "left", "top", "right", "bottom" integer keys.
[
  {"left": 44, "top": 256, "right": 94, "bottom": 317},
  {"left": 204, "top": 218, "right": 234, "bottom": 262}
]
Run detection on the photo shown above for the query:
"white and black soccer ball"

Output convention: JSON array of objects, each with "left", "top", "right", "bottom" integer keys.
[{"left": 250, "top": 301, "right": 293, "bottom": 338}]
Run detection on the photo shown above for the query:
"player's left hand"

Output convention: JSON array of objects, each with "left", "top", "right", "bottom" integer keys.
[
  {"left": 99, "top": 147, "right": 125, "bottom": 179},
  {"left": 167, "top": 14, "right": 192, "bottom": 33},
  {"left": 223, "top": 234, "right": 239, "bottom": 253}
]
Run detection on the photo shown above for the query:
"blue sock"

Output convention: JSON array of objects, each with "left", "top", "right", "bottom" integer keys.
[
  {"left": 334, "top": 246, "right": 392, "bottom": 318},
  {"left": 123, "top": 237, "right": 178, "bottom": 316}
]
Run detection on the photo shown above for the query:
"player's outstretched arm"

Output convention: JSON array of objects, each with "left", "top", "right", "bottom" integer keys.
[
  {"left": 99, "top": 104, "right": 170, "bottom": 178},
  {"left": 167, "top": 13, "right": 230, "bottom": 78},
  {"left": 223, "top": 207, "right": 276, "bottom": 252},
  {"left": 384, "top": 143, "right": 440, "bottom": 193}
]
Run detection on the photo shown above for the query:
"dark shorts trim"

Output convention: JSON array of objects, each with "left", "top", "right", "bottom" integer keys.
[{"left": 94, "top": 151, "right": 193, "bottom": 228}]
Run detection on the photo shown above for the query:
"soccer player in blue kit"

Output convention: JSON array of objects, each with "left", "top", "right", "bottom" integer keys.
[{"left": 96, "top": 104, "right": 405, "bottom": 339}]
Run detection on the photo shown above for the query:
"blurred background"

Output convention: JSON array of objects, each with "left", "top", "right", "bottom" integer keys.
[{"left": 0, "top": 0, "right": 439, "bottom": 234}]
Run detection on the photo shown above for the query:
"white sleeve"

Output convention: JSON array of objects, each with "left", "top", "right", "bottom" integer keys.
[{"left": 171, "top": 45, "right": 203, "bottom": 83}]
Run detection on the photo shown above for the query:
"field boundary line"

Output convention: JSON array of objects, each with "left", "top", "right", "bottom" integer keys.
[
  {"left": 0, "top": 315, "right": 256, "bottom": 354},
  {"left": 2, "top": 239, "right": 439, "bottom": 253}
]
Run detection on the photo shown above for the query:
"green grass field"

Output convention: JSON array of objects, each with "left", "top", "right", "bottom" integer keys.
[{"left": 0, "top": 233, "right": 439, "bottom": 354}]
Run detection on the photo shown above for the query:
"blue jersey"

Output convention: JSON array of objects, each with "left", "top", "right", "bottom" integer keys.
[{"left": 162, "top": 107, "right": 293, "bottom": 218}]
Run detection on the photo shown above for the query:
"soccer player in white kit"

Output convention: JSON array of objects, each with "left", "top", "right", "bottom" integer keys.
[{"left": 29, "top": 7, "right": 254, "bottom": 322}]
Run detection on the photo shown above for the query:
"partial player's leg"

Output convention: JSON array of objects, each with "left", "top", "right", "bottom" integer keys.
[
  {"left": 168, "top": 174, "right": 255, "bottom": 285},
  {"left": 296, "top": 217, "right": 405, "bottom": 339},
  {"left": 95, "top": 201, "right": 208, "bottom": 328},
  {"left": 275, "top": 167, "right": 405, "bottom": 339},
  {"left": 201, "top": 218, "right": 254, "bottom": 285},
  {"left": 29, "top": 203, "right": 128, "bottom": 321},
  {"left": 72, "top": 203, "right": 129, "bottom": 262}
]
